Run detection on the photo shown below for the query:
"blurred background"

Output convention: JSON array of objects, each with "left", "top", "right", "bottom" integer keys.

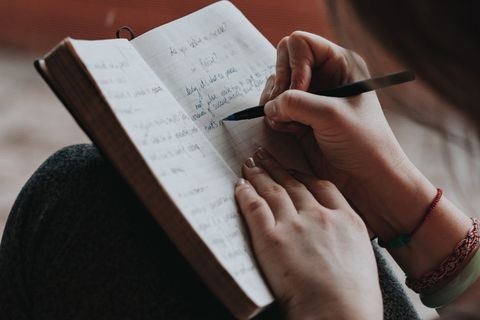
[{"left": 1, "top": 1, "right": 479, "bottom": 318}]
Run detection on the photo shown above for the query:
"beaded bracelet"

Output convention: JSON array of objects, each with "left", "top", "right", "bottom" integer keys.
[
  {"left": 421, "top": 244, "right": 480, "bottom": 308},
  {"left": 406, "top": 217, "right": 480, "bottom": 294},
  {"left": 378, "top": 188, "right": 443, "bottom": 249}
]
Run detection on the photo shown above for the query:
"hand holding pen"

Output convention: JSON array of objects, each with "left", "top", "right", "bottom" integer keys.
[
  {"left": 232, "top": 31, "right": 427, "bottom": 246},
  {"left": 223, "top": 70, "right": 414, "bottom": 121}
]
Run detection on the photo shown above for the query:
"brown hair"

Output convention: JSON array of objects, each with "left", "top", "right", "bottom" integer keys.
[{"left": 336, "top": 1, "right": 480, "bottom": 130}]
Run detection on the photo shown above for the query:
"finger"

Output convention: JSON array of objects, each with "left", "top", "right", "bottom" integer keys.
[
  {"left": 287, "top": 33, "right": 314, "bottom": 91},
  {"left": 253, "top": 148, "right": 318, "bottom": 210},
  {"left": 288, "top": 170, "right": 349, "bottom": 210},
  {"left": 287, "top": 31, "right": 353, "bottom": 89},
  {"left": 272, "top": 37, "right": 291, "bottom": 98},
  {"left": 235, "top": 179, "right": 275, "bottom": 237},
  {"left": 259, "top": 74, "right": 276, "bottom": 105},
  {"left": 264, "top": 117, "right": 309, "bottom": 138},
  {"left": 264, "top": 89, "right": 345, "bottom": 127},
  {"left": 289, "top": 31, "right": 345, "bottom": 66},
  {"left": 242, "top": 157, "right": 297, "bottom": 221},
  {"left": 298, "top": 130, "right": 327, "bottom": 179}
]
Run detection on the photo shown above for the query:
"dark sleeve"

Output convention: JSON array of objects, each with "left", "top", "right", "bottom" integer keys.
[
  {"left": 374, "top": 242, "right": 420, "bottom": 319},
  {"left": 0, "top": 144, "right": 419, "bottom": 320}
]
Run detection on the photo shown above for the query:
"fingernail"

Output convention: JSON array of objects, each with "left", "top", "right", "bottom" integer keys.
[
  {"left": 268, "top": 118, "right": 276, "bottom": 127},
  {"left": 245, "top": 157, "right": 256, "bottom": 168},
  {"left": 264, "top": 101, "right": 277, "bottom": 117},
  {"left": 255, "top": 147, "right": 268, "bottom": 160},
  {"left": 236, "top": 178, "right": 247, "bottom": 187}
]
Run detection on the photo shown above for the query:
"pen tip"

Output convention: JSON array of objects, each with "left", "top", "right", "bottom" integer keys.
[{"left": 222, "top": 114, "right": 236, "bottom": 121}]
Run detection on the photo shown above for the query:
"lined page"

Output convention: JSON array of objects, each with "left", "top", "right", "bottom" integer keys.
[
  {"left": 132, "top": 1, "right": 310, "bottom": 176},
  {"left": 69, "top": 39, "right": 273, "bottom": 306}
]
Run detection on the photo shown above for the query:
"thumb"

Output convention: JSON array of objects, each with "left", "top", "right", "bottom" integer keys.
[{"left": 264, "top": 90, "right": 344, "bottom": 128}]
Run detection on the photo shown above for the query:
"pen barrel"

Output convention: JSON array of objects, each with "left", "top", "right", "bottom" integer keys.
[
  {"left": 317, "top": 70, "right": 415, "bottom": 97},
  {"left": 224, "top": 70, "right": 415, "bottom": 121}
]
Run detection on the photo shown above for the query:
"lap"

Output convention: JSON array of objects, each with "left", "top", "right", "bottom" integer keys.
[{"left": 0, "top": 144, "right": 418, "bottom": 319}]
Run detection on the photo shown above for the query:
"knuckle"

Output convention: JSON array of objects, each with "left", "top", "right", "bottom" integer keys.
[
  {"left": 289, "top": 219, "right": 305, "bottom": 234},
  {"left": 290, "top": 68, "right": 309, "bottom": 89},
  {"left": 311, "top": 210, "right": 328, "bottom": 226},
  {"left": 267, "top": 74, "right": 276, "bottom": 83},
  {"left": 275, "top": 63, "right": 290, "bottom": 77},
  {"left": 245, "top": 198, "right": 268, "bottom": 214},
  {"left": 289, "top": 56, "right": 304, "bottom": 68},
  {"left": 289, "top": 30, "right": 306, "bottom": 41},
  {"left": 325, "top": 46, "right": 353, "bottom": 83},
  {"left": 315, "top": 210, "right": 336, "bottom": 228},
  {"left": 277, "top": 36, "right": 289, "bottom": 49},
  {"left": 247, "top": 167, "right": 267, "bottom": 180},
  {"left": 330, "top": 208, "right": 368, "bottom": 236},
  {"left": 279, "top": 90, "right": 300, "bottom": 109},
  {"left": 265, "top": 231, "right": 287, "bottom": 248},
  {"left": 283, "top": 179, "right": 305, "bottom": 192},
  {"left": 349, "top": 51, "right": 368, "bottom": 70},
  {"left": 340, "top": 52, "right": 350, "bottom": 72},
  {"left": 274, "top": 70, "right": 290, "bottom": 90},
  {"left": 261, "top": 183, "right": 286, "bottom": 198},
  {"left": 314, "top": 180, "right": 337, "bottom": 192},
  {"left": 344, "top": 209, "right": 366, "bottom": 228},
  {"left": 342, "top": 49, "right": 369, "bottom": 81}
]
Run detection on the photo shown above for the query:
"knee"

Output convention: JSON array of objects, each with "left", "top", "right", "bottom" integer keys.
[
  {"left": 2, "top": 144, "right": 111, "bottom": 275},
  {"left": 39, "top": 143, "right": 107, "bottom": 180},
  {"left": 5, "top": 143, "right": 133, "bottom": 247},
  {"left": 13, "top": 144, "right": 120, "bottom": 211},
  {"left": 36, "top": 143, "right": 116, "bottom": 188}
]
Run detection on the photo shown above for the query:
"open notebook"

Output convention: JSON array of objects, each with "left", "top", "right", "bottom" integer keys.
[{"left": 36, "top": 1, "right": 310, "bottom": 318}]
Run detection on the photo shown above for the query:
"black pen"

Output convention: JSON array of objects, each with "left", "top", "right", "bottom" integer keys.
[{"left": 223, "top": 70, "right": 415, "bottom": 121}]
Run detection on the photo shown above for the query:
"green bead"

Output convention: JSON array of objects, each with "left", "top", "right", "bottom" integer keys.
[{"left": 385, "top": 233, "right": 411, "bottom": 249}]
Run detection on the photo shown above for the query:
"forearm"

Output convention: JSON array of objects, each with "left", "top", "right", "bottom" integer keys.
[{"left": 358, "top": 157, "right": 471, "bottom": 279}]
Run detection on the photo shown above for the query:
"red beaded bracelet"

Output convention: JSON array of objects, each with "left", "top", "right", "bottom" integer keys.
[
  {"left": 378, "top": 188, "right": 443, "bottom": 249},
  {"left": 406, "top": 217, "right": 480, "bottom": 293}
]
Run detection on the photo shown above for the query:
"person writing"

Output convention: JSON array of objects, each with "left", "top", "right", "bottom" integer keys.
[
  {"left": 1, "top": 1, "right": 478, "bottom": 319},
  {"left": 234, "top": 1, "right": 480, "bottom": 318}
]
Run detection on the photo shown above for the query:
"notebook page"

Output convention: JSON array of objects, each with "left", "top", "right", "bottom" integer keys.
[
  {"left": 69, "top": 39, "right": 273, "bottom": 306},
  {"left": 132, "top": 1, "right": 310, "bottom": 176}
]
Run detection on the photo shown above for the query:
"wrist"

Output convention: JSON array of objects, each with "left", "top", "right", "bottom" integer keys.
[
  {"left": 353, "top": 155, "right": 437, "bottom": 241},
  {"left": 391, "top": 197, "right": 471, "bottom": 278}
]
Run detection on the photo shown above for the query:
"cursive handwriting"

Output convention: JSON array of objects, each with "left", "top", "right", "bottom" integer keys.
[{"left": 168, "top": 22, "right": 227, "bottom": 57}]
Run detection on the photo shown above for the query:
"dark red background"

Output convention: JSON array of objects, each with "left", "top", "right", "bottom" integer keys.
[{"left": 0, "top": 0, "right": 335, "bottom": 52}]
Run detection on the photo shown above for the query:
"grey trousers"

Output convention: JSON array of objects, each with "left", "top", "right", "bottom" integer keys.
[{"left": 0, "top": 144, "right": 419, "bottom": 319}]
